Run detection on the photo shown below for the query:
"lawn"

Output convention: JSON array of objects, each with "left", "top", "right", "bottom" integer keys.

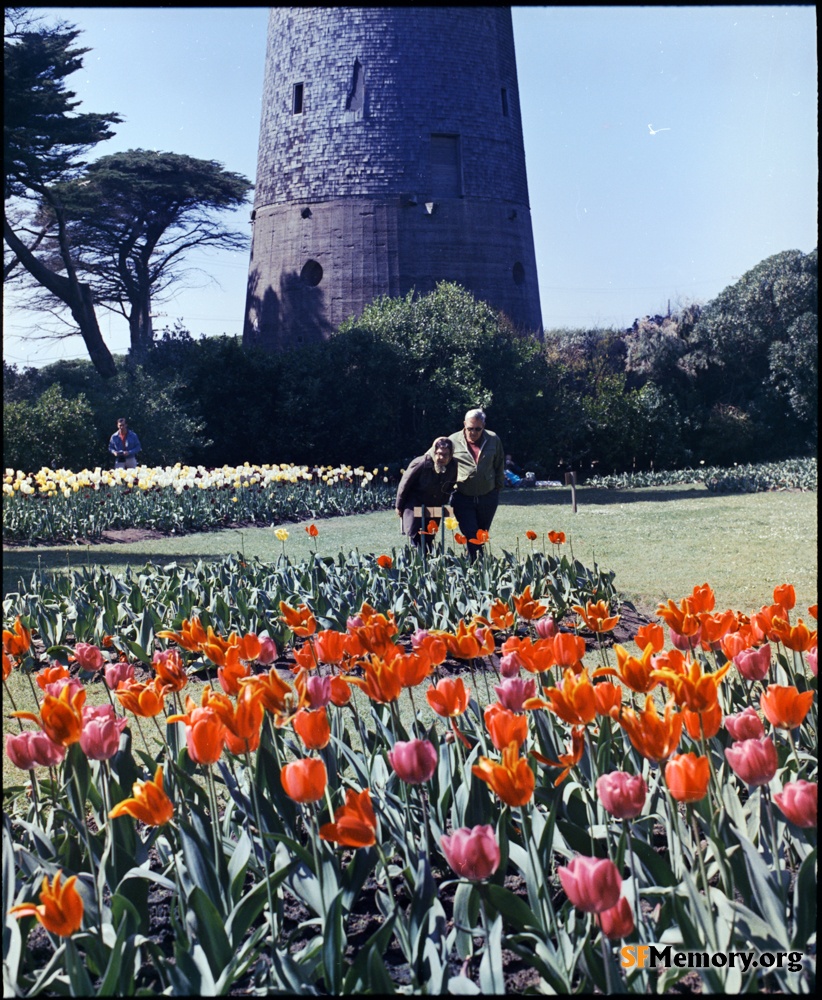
[{"left": 4, "top": 484, "right": 817, "bottom": 614}]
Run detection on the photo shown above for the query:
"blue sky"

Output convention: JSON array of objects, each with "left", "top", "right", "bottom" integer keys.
[{"left": 3, "top": 5, "right": 817, "bottom": 367}]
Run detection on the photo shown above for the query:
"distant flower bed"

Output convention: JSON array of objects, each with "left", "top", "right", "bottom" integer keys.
[
  {"left": 2, "top": 463, "right": 396, "bottom": 544},
  {"left": 583, "top": 457, "right": 817, "bottom": 493}
]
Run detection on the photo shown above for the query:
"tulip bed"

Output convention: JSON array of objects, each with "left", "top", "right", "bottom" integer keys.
[
  {"left": 2, "top": 463, "right": 397, "bottom": 546},
  {"left": 2, "top": 542, "right": 818, "bottom": 995}
]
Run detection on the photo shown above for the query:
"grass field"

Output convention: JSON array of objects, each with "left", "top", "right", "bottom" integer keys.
[{"left": 3, "top": 484, "right": 817, "bottom": 614}]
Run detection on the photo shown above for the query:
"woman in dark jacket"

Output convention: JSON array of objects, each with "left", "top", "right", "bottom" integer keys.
[{"left": 395, "top": 437, "right": 457, "bottom": 549}]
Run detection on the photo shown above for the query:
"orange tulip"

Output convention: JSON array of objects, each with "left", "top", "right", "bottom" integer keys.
[
  {"left": 573, "top": 600, "right": 620, "bottom": 634},
  {"left": 279, "top": 601, "right": 317, "bottom": 637},
  {"left": 487, "top": 599, "right": 515, "bottom": 631},
  {"left": 652, "top": 657, "right": 730, "bottom": 713},
  {"left": 305, "top": 523, "right": 319, "bottom": 538},
  {"left": 109, "top": 764, "right": 174, "bottom": 825},
  {"left": 472, "top": 741, "right": 535, "bottom": 807},
  {"left": 441, "top": 619, "right": 495, "bottom": 660},
  {"left": 687, "top": 583, "right": 716, "bottom": 614},
  {"left": 218, "top": 650, "right": 252, "bottom": 696},
  {"left": 547, "top": 531, "right": 566, "bottom": 545},
  {"left": 773, "top": 583, "right": 796, "bottom": 612},
  {"left": 618, "top": 695, "right": 682, "bottom": 762},
  {"left": 157, "top": 616, "right": 207, "bottom": 653},
  {"left": 313, "top": 629, "right": 348, "bottom": 665},
  {"left": 721, "top": 629, "right": 754, "bottom": 661},
  {"left": 376, "top": 554, "right": 394, "bottom": 568},
  {"left": 281, "top": 757, "right": 327, "bottom": 803},
  {"left": 513, "top": 586, "right": 547, "bottom": 621},
  {"left": 484, "top": 702, "right": 529, "bottom": 751},
  {"left": 199, "top": 626, "right": 232, "bottom": 668},
  {"left": 682, "top": 701, "right": 723, "bottom": 740},
  {"left": 596, "top": 643, "right": 658, "bottom": 694},
  {"left": 426, "top": 676, "right": 470, "bottom": 717},
  {"left": 3, "top": 616, "right": 32, "bottom": 658},
  {"left": 13, "top": 684, "right": 87, "bottom": 747},
  {"left": 329, "top": 674, "right": 352, "bottom": 706},
  {"left": 115, "top": 677, "right": 170, "bottom": 718},
  {"left": 152, "top": 649, "right": 189, "bottom": 693},
  {"left": 532, "top": 726, "right": 585, "bottom": 786},
  {"left": 454, "top": 533, "right": 468, "bottom": 545},
  {"left": 168, "top": 695, "right": 226, "bottom": 765},
  {"left": 347, "top": 655, "right": 403, "bottom": 704},
  {"left": 634, "top": 622, "right": 665, "bottom": 653},
  {"left": 528, "top": 668, "right": 597, "bottom": 726},
  {"left": 320, "top": 788, "right": 378, "bottom": 848},
  {"left": 2, "top": 651, "right": 12, "bottom": 681},
  {"left": 771, "top": 619, "right": 816, "bottom": 653},
  {"left": 499, "top": 635, "right": 555, "bottom": 674},
  {"left": 592, "top": 681, "right": 623, "bottom": 718},
  {"left": 393, "top": 649, "right": 433, "bottom": 688},
  {"left": 350, "top": 611, "right": 399, "bottom": 658},
  {"left": 35, "top": 663, "right": 70, "bottom": 691},
  {"left": 552, "top": 632, "right": 587, "bottom": 672},
  {"left": 525, "top": 530, "right": 538, "bottom": 541},
  {"left": 469, "top": 529, "right": 489, "bottom": 546},
  {"left": 760, "top": 685, "right": 814, "bottom": 730},
  {"left": 9, "top": 871, "right": 83, "bottom": 937},
  {"left": 206, "top": 684, "right": 265, "bottom": 753},
  {"left": 664, "top": 752, "right": 710, "bottom": 803},
  {"left": 240, "top": 669, "right": 298, "bottom": 723},
  {"left": 293, "top": 707, "right": 332, "bottom": 749}
]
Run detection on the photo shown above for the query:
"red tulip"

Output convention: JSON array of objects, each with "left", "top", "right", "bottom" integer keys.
[
  {"left": 280, "top": 757, "right": 327, "bottom": 803},
  {"left": 724, "top": 707, "right": 765, "bottom": 742},
  {"left": 596, "top": 896, "right": 635, "bottom": 939},
  {"left": 733, "top": 644, "right": 771, "bottom": 681},
  {"left": 6, "top": 730, "right": 66, "bottom": 770},
  {"left": 80, "top": 704, "right": 128, "bottom": 761}
]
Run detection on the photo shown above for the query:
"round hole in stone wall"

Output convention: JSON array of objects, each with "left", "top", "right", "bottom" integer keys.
[
  {"left": 512, "top": 261, "right": 525, "bottom": 285},
  {"left": 300, "top": 260, "right": 323, "bottom": 286}
]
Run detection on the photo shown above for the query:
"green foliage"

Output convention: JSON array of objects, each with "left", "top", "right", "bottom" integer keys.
[
  {"left": 583, "top": 456, "right": 817, "bottom": 493},
  {"left": 3, "top": 385, "right": 98, "bottom": 472}
]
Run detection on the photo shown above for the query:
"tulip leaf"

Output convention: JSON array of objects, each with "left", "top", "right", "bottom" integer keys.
[
  {"left": 186, "top": 885, "right": 234, "bottom": 979},
  {"left": 322, "top": 889, "right": 346, "bottom": 995},
  {"left": 484, "top": 883, "right": 541, "bottom": 933},
  {"left": 453, "top": 881, "right": 480, "bottom": 959},
  {"left": 791, "top": 848, "right": 817, "bottom": 950},
  {"left": 734, "top": 833, "right": 791, "bottom": 948},
  {"left": 342, "top": 913, "right": 397, "bottom": 993},
  {"left": 478, "top": 912, "right": 505, "bottom": 995}
]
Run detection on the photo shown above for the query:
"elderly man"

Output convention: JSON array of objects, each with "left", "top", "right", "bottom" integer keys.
[
  {"left": 449, "top": 408, "right": 505, "bottom": 561},
  {"left": 108, "top": 417, "right": 142, "bottom": 469}
]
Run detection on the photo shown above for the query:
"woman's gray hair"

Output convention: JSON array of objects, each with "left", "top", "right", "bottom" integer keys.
[
  {"left": 431, "top": 436, "right": 453, "bottom": 452},
  {"left": 464, "top": 408, "right": 486, "bottom": 423}
]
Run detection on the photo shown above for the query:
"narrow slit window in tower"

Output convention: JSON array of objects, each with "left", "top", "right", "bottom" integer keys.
[
  {"left": 292, "top": 83, "right": 304, "bottom": 114},
  {"left": 430, "top": 135, "right": 461, "bottom": 197},
  {"left": 346, "top": 59, "right": 365, "bottom": 112},
  {"left": 501, "top": 88, "right": 509, "bottom": 116}
]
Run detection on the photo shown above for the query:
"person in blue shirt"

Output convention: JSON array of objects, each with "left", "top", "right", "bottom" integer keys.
[{"left": 108, "top": 417, "right": 142, "bottom": 469}]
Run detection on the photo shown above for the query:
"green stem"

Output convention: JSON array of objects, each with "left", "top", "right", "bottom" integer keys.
[
  {"left": 204, "top": 764, "right": 222, "bottom": 872},
  {"left": 245, "top": 747, "right": 278, "bottom": 952},
  {"left": 70, "top": 752, "right": 105, "bottom": 950}
]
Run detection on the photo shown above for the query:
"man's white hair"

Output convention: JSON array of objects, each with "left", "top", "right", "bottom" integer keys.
[{"left": 464, "top": 408, "right": 486, "bottom": 423}]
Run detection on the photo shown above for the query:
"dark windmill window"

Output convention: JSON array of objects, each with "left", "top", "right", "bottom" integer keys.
[
  {"left": 430, "top": 134, "right": 461, "bottom": 197},
  {"left": 292, "top": 82, "right": 304, "bottom": 114},
  {"left": 501, "top": 87, "right": 509, "bottom": 116},
  {"left": 346, "top": 59, "right": 365, "bottom": 113}
]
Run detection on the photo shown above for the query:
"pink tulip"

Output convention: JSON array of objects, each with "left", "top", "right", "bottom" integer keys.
[
  {"left": 43, "top": 677, "right": 85, "bottom": 701},
  {"left": 806, "top": 646, "right": 817, "bottom": 678},
  {"left": 79, "top": 704, "right": 128, "bottom": 761},
  {"left": 388, "top": 738, "right": 438, "bottom": 784},
  {"left": 346, "top": 615, "right": 365, "bottom": 631},
  {"left": 304, "top": 675, "right": 332, "bottom": 710},
  {"left": 558, "top": 855, "right": 622, "bottom": 913},
  {"left": 499, "top": 652, "right": 522, "bottom": 678},
  {"left": 440, "top": 825, "right": 501, "bottom": 881},
  {"left": 493, "top": 677, "right": 537, "bottom": 712},
  {"left": 595, "top": 771, "right": 647, "bottom": 819},
  {"left": 669, "top": 626, "right": 701, "bottom": 651},
  {"left": 6, "top": 731, "right": 66, "bottom": 770},
  {"left": 724, "top": 706, "right": 765, "bottom": 742},
  {"left": 733, "top": 643, "right": 771, "bottom": 682},
  {"left": 410, "top": 629, "right": 430, "bottom": 649},
  {"left": 534, "top": 616, "right": 558, "bottom": 639},
  {"left": 724, "top": 737, "right": 778, "bottom": 787},
  {"left": 73, "top": 643, "right": 104, "bottom": 671},
  {"left": 596, "top": 896, "right": 635, "bottom": 939},
  {"left": 257, "top": 636, "right": 278, "bottom": 665},
  {"left": 773, "top": 779, "right": 817, "bottom": 828},
  {"left": 104, "top": 660, "right": 135, "bottom": 690}
]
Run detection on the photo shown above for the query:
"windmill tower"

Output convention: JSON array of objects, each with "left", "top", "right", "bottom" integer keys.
[{"left": 243, "top": 6, "right": 542, "bottom": 349}]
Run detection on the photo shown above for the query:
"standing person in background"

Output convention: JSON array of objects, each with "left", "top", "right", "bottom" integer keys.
[
  {"left": 449, "top": 408, "right": 505, "bottom": 561},
  {"left": 396, "top": 437, "right": 457, "bottom": 550},
  {"left": 109, "top": 417, "right": 142, "bottom": 469}
]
